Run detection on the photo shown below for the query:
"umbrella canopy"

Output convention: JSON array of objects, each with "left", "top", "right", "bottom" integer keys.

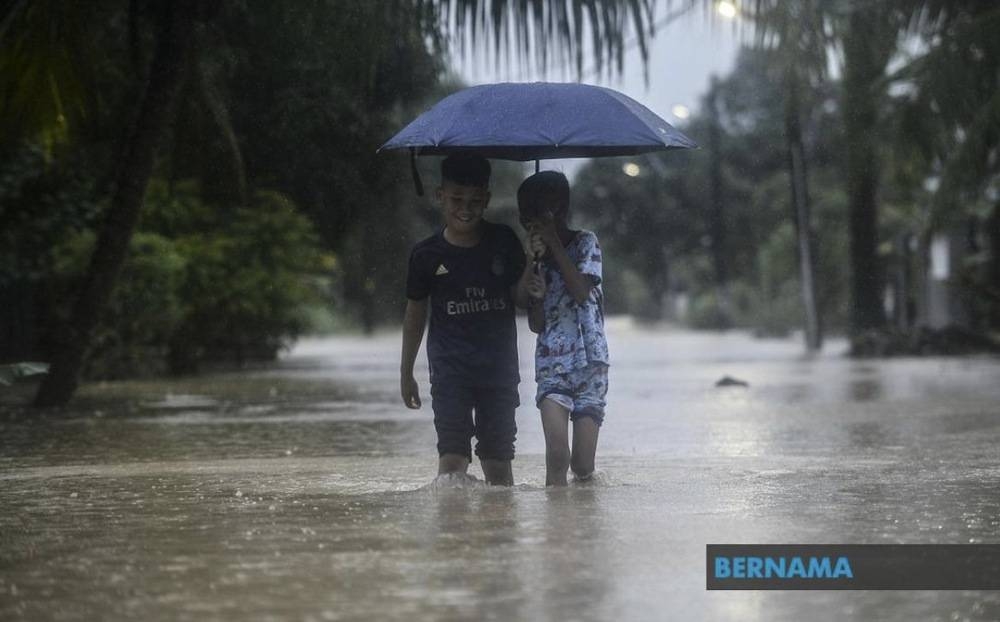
[{"left": 379, "top": 82, "right": 697, "bottom": 162}]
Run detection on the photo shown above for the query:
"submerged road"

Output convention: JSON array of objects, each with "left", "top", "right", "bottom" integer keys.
[{"left": 2, "top": 318, "right": 999, "bottom": 620}]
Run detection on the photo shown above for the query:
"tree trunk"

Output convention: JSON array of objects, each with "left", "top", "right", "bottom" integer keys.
[
  {"left": 783, "top": 68, "right": 822, "bottom": 351},
  {"left": 842, "top": 10, "right": 888, "bottom": 334},
  {"left": 990, "top": 201, "right": 1000, "bottom": 330},
  {"left": 33, "top": 1, "right": 198, "bottom": 407},
  {"left": 705, "top": 77, "right": 731, "bottom": 325}
]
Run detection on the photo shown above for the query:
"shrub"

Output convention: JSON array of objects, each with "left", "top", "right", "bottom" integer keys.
[
  {"left": 43, "top": 185, "right": 325, "bottom": 378},
  {"left": 166, "top": 190, "right": 324, "bottom": 372},
  {"left": 50, "top": 231, "right": 186, "bottom": 378}
]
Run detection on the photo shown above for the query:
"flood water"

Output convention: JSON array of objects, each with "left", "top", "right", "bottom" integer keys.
[{"left": 2, "top": 318, "right": 1000, "bottom": 620}]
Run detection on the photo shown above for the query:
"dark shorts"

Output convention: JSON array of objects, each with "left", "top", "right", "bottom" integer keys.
[{"left": 430, "top": 383, "right": 519, "bottom": 461}]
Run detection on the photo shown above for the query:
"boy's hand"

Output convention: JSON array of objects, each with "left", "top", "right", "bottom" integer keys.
[
  {"left": 527, "top": 265, "right": 546, "bottom": 300},
  {"left": 401, "top": 375, "right": 421, "bottom": 409},
  {"left": 527, "top": 230, "right": 547, "bottom": 260},
  {"left": 532, "top": 215, "right": 560, "bottom": 252}
]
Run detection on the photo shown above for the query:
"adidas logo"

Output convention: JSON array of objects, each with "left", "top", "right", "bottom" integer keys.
[{"left": 435, "top": 264, "right": 449, "bottom": 276}]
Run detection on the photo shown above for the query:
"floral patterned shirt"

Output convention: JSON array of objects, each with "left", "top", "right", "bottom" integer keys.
[{"left": 535, "top": 230, "right": 609, "bottom": 379}]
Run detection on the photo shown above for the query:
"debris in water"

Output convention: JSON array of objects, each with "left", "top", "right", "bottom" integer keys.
[{"left": 715, "top": 375, "right": 749, "bottom": 387}]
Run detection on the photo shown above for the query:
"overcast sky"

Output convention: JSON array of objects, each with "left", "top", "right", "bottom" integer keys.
[
  {"left": 452, "top": 3, "right": 744, "bottom": 177},
  {"left": 457, "top": 8, "right": 742, "bottom": 117}
]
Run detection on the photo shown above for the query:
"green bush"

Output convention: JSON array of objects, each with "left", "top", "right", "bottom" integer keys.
[
  {"left": 165, "top": 190, "right": 324, "bottom": 372},
  {"left": 44, "top": 184, "right": 325, "bottom": 378},
  {"left": 619, "top": 269, "right": 662, "bottom": 322},
  {"left": 748, "top": 279, "right": 803, "bottom": 338},
  {"left": 687, "top": 290, "right": 733, "bottom": 330},
  {"left": 50, "top": 231, "right": 187, "bottom": 378},
  {"left": 0, "top": 145, "right": 101, "bottom": 286}
]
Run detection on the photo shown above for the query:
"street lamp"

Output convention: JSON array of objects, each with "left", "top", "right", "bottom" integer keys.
[
  {"left": 717, "top": 1, "right": 737, "bottom": 19},
  {"left": 622, "top": 162, "right": 641, "bottom": 177}
]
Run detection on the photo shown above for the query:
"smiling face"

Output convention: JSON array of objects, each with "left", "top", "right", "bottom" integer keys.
[{"left": 438, "top": 180, "right": 490, "bottom": 237}]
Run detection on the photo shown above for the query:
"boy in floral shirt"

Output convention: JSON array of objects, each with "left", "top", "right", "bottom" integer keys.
[{"left": 518, "top": 171, "right": 609, "bottom": 486}]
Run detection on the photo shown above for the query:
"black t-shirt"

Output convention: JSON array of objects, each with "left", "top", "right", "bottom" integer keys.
[{"left": 406, "top": 221, "right": 526, "bottom": 387}]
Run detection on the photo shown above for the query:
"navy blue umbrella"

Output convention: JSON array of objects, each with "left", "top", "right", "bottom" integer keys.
[{"left": 378, "top": 82, "right": 697, "bottom": 193}]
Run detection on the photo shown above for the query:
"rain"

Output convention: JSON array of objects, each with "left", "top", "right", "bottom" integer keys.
[{"left": 2, "top": 1, "right": 999, "bottom": 620}]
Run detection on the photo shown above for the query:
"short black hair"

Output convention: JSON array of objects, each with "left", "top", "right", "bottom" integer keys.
[
  {"left": 517, "top": 170, "right": 570, "bottom": 212},
  {"left": 441, "top": 154, "right": 491, "bottom": 188}
]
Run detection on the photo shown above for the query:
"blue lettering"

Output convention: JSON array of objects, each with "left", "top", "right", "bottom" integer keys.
[
  {"left": 716, "top": 555, "right": 854, "bottom": 580},
  {"left": 808, "top": 557, "right": 832, "bottom": 577},
  {"left": 788, "top": 557, "right": 806, "bottom": 578},
  {"left": 765, "top": 557, "right": 785, "bottom": 578},
  {"left": 733, "top": 556, "right": 746, "bottom": 578},
  {"left": 715, "top": 557, "right": 731, "bottom": 578},
  {"left": 834, "top": 557, "right": 853, "bottom": 578}
]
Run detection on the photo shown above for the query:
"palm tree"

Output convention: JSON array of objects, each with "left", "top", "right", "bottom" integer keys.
[
  {"left": 703, "top": 76, "right": 733, "bottom": 326},
  {"left": 730, "top": 0, "right": 1000, "bottom": 338},
  {"left": 839, "top": 4, "right": 913, "bottom": 334},
  {"left": 744, "top": 0, "right": 829, "bottom": 350},
  {"left": 727, "top": 2, "right": 931, "bottom": 336}
]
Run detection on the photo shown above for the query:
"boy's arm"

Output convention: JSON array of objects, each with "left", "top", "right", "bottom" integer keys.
[
  {"left": 512, "top": 260, "right": 537, "bottom": 308},
  {"left": 400, "top": 298, "right": 428, "bottom": 409},
  {"left": 545, "top": 237, "right": 594, "bottom": 305},
  {"left": 527, "top": 298, "right": 545, "bottom": 333},
  {"left": 513, "top": 229, "right": 547, "bottom": 308}
]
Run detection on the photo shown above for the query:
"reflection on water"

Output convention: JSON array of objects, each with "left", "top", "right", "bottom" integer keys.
[
  {"left": 2, "top": 318, "right": 1000, "bottom": 620},
  {"left": 848, "top": 377, "right": 883, "bottom": 402},
  {"left": 847, "top": 421, "right": 892, "bottom": 449}
]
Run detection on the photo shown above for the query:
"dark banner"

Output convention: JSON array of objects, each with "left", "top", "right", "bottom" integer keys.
[{"left": 707, "top": 545, "right": 1000, "bottom": 590}]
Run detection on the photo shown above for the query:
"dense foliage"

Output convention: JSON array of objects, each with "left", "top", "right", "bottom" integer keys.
[
  {"left": 575, "top": 37, "right": 998, "bottom": 339},
  {"left": 1, "top": 0, "right": 997, "bottom": 392},
  {"left": 0, "top": 0, "right": 446, "bottom": 377}
]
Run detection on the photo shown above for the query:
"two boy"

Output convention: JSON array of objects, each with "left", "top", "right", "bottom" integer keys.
[{"left": 400, "top": 155, "right": 608, "bottom": 486}]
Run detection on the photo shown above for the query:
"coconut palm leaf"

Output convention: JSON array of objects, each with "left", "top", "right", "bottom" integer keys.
[
  {"left": 0, "top": 0, "right": 100, "bottom": 152},
  {"left": 416, "top": 0, "right": 656, "bottom": 78},
  {"left": 906, "top": 5, "right": 1000, "bottom": 221}
]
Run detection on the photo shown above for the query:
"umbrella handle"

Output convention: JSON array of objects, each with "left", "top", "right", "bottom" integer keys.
[{"left": 410, "top": 148, "right": 423, "bottom": 196}]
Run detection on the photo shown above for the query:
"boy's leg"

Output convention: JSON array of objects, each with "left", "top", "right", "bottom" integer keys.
[
  {"left": 569, "top": 365, "right": 607, "bottom": 480},
  {"left": 479, "top": 459, "right": 513, "bottom": 486},
  {"left": 540, "top": 397, "right": 571, "bottom": 486},
  {"left": 431, "top": 383, "right": 475, "bottom": 476},
  {"left": 473, "top": 386, "right": 518, "bottom": 486},
  {"left": 438, "top": 453, "right": 471, "bottom": 475},
  {"left": 570, "top": 417, "right": 600, "bottom": 479}
]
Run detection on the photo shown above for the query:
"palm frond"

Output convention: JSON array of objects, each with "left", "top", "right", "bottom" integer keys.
[
  {"left": 932, "top": 87, "right": 1000, "bottom": 224},
  {"left": 414, "top": 0, "right": 655, "bottom": 79},
  {"left": 0, "top": 0, "right": 98, "bottom": 152}
]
